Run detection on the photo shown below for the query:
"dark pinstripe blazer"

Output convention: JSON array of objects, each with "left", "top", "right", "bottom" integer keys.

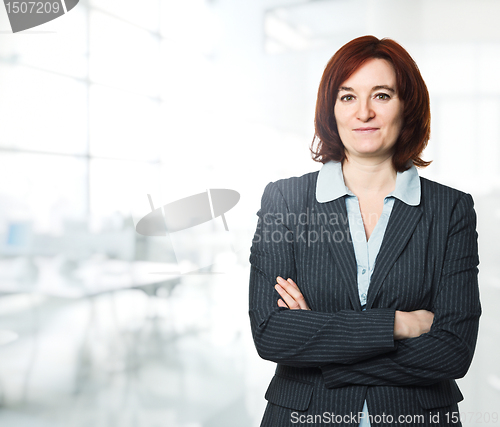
[{"left": 249, "top": 171, "right": 480, "bottom": 427}]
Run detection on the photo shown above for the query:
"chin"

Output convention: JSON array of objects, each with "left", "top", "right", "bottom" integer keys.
[
  {"left": 346, "top": 147, "right": 393, "bottom": 159},
  {"left": 352, "top": 145, "right": 386, "bottom": 155}
]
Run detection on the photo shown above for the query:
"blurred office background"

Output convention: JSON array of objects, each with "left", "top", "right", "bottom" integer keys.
[{"left": 0, "top": 0, "right": 499, "bottom": 426}]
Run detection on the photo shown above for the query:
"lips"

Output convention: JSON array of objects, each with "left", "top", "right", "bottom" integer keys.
[{"left": 353, "top": 127, "right": 379, "bottom": 132}]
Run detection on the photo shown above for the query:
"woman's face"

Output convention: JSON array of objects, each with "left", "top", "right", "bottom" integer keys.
[{"left": 334, "top": 58, "right": 404, "bottom": 163}]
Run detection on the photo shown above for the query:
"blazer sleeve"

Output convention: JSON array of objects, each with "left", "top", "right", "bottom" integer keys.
[
  {"left": 320, "top": 192, "right": 481, "bottom": 387},
  {"left": 249, "top": 181, "right": 398, "bottom": 367}
]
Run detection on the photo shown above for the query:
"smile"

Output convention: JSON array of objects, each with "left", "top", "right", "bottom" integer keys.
[{"left": 353, "top": 127, "right": 379, "bottom": 133}]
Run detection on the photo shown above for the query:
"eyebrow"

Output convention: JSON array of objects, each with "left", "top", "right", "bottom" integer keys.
[{"left": 338, "top": 85, "right": 396, "bottom": 93}]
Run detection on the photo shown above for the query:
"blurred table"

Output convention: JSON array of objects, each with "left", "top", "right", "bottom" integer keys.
[
  {"left": 0, "top": 256, "right": 183, "bottom": 397},
  {"left": 0, "top": 256, "right": 181, "bottom": 298}
]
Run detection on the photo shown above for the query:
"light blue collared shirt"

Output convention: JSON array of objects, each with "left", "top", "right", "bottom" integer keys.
[{"left": 316, "top": 160, "right": 421, "bottom": 426}]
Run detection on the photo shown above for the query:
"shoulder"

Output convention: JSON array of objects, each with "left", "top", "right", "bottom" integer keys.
[
  {"left": 270, "top": 171, "right": 319, "bottom": 194},
  {"left": 260, "top": 171, "right": 319, "bottom": 212},
  {"left": 420, "top": 176, "right": 464, "bottom": 195},
  {"left": 419, "top": 176, "right": 475, "bottom": 218}
]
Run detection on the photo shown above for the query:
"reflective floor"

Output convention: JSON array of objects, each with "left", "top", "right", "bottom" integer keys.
[
  {"left": 0, "top": 262, "right": 499, "bottom": 427},
  {"left": 0, "top": 264, "right": 273, "bottom": 427}
]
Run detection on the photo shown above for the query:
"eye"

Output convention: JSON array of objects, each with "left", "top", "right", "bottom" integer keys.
[
  {"left": 375, "top": 93, "right": 391, "bottom": 100},
  {"left": 340, "top": 94, "right": 355, "bottom": 102}
]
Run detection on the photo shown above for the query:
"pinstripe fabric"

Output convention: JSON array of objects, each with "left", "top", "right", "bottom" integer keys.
[{"left": 249, "top": 171, "right": 480, "bottom": 427}]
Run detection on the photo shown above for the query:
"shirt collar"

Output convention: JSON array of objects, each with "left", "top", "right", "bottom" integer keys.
[{"left": 316, "top": 160, "right": 421, "bottom": 206}]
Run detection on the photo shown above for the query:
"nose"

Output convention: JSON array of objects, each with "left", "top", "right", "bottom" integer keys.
[{"left": 357, "top": 98, "right": 375, "bottom": 122}]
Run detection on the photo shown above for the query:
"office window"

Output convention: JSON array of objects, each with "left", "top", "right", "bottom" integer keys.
[
  {"left": 89, "top": 10, "right": 161, "bottom": 98},
  {"left": 0, "top": 1, "right": 216, "bottom": 250},
  {"left": 89, "top": 158, "right": 160, "bottom": 226},
  {"left": 90, "top": 0, "right": 160, "bottom": 32},
  {"left": 0, "top": 6, "right": 87, "bottom": 78},
  {"left": 0, "top": 64, "right": 88, "bottom": 155},
  {"left": 89, "top": 84, "right": 161, "bottom": 162},
  {"left": 0, "top": 152, "right": 87, "bottom": 234}
]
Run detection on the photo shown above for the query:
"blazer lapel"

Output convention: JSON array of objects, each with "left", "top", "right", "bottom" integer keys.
[
  {"left": 366, "top": 199, "right": 423, "bottom": 309},
  {"left": 314, "top": 198, "right": 361, "bottom": 311}
]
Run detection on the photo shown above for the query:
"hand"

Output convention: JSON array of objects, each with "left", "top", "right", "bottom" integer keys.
[
  {"left": 394, "top": 309, "right": 434, "bottom": 340},
  {"left": 274, "top": 276, "right": 310, "bottom": 310}
]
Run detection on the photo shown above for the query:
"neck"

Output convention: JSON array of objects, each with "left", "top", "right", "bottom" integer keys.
[{"left": 342, "top": 155, "right": 397, "bottom": 197}]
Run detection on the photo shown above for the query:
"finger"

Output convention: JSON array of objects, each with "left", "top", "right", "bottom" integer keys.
[
  {"left": 278, "top": 276, "right": 301, "bottom": 293},
  {"left": 286, "top": 278, "right": 301, "bottom": 291},
  {"left": 277, "top": 298, "right": 288, "bottom": 308},
  {"left": 276, "top": 276, "right": 299, "bottom": 290},
  {"left": 275, "top": 283, "right": 310, "bottom": 310},
  {"left": 275, "top": 284, "right": 297, "bottom": 309},
  {"left": 275, "top": 284, "right": 301, "bottom": 309},
  {"left": 276, "top": 278, "right": 309, "bottom": 310},
  {"left": 284, "top": 278, "right": 310, "bottom": 309}
]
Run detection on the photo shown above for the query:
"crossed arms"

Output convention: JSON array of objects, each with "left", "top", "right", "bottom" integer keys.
[{"left": 249, "top": 181, "right": 481, "bottom": 388}]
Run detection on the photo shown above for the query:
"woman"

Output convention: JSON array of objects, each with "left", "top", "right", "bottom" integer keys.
[{"left": 249, "top": 36, "right": 480, "bottom": 427}]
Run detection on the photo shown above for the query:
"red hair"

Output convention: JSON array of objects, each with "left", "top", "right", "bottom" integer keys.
[{"left": 311, "top": 35, "right": 431, "bottom": 172}]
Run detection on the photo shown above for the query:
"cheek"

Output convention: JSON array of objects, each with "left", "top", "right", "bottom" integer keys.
[
  {"left": 389, "top": 110, "right": 404, "bottom": 134},
  {"left": 333, "top": 107, "right": 348, "bottom": 129},
  {"left": 396, "top": 116, "right": 404, "bottom": 135},
  {"left": 333, "top": 106, "right": 340, "bottom": 126},
  {"left": 394, "top": 105, "right": 404, "bottom": 129}
]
